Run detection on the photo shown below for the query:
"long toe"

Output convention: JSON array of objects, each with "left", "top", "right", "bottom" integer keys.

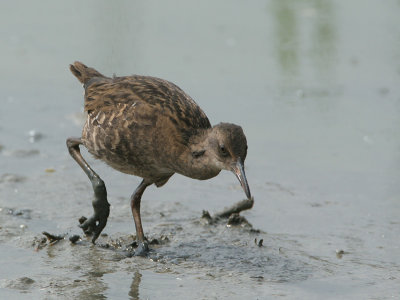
[
  {"left": 78, "top": 212, "right": 108, "bottom": 243},
  {"left": 79, "top": 215, "right": 96, "bottom": 235},
  {"left": 91, "top": 215, "right": 108, "bottom": 243}
]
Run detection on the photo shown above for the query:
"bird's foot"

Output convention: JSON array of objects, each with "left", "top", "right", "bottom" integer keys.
[
  {"left": 78, "top": 201, "right": 110, "bottom": 243},
  {"left": 133, "top": 241, "right": 149, "bottom": 257}
]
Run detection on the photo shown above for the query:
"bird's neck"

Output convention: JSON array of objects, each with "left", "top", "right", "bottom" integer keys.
[{"left": 175, "top": 128, "right": 221, "bottom": 180}]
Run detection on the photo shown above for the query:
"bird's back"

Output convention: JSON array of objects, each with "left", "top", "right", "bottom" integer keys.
[{"left": 70, "top": 62, "right": 211, "bottom": 184}]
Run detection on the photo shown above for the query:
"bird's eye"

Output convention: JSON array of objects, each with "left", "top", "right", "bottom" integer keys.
[{"left": 219, "top": 145, "right": 228, "bottom": 156}]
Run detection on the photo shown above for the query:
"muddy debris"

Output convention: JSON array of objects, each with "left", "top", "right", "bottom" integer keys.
[
  {"left": 227, "top": 213, "right": 252, "bottom": 227},
  {"left": 254, "top": 238, "right": 264, "bottom": 247},
  {"left": 33, "top": 198, "right": 254, "bottom": 256},
  {"left": 201, "top": 210, "right": 212, "bottom": 221},
  {"left": 33, "top": 230, "right": 169, "bottom": 255},
  {"left": 32, "top": 236, "right": 48, "bottom": 251},
  {"left": 42, "top": 231, "right": 65, "bottom": 244},
  {"left": 336, "top": 249, "right": 349, "bottom": 259},
  {"left": 96, "top": 234, "right": 170, "bottom": 255},
  {"left": 69, "top": 235, "right": 81, "bottom": 244},
  {"left": 103, "top": 235, "right": 136, "bottom": 250},
  {"left": 214, "top": 197, "right": 254, "bottom": 219},
  {"left": 149, "top": 238, "right": 160, "bottom": 245},
  {"left": 250, "top": 275, "right": 264, "bottom": 281},
  {"left": 202, "top": 197, "right": 255, "bottom": 230},
  {"left": 151, "top": 235, "right": 169, "bottom": 245}
]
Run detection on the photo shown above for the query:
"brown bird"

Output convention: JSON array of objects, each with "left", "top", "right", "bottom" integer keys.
[{"left": 67, "top": 62, "right": 251, "bottom": 255}]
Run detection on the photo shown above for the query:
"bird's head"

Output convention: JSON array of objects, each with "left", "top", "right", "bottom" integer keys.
[{"left": 202, "top": 123, "right": 251, "bottom": 199}]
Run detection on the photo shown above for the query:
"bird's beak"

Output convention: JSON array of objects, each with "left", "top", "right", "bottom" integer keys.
[{"left": 231, "top": 158, "right": 251, "bottom": 200}]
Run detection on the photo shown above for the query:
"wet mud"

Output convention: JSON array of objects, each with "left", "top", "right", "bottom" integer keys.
[
  {"left": 0, "top": 169, "right": 316, "bottom": 298},
  {"left": 1, "top": 155, "right": 399, "bottom": 299}
]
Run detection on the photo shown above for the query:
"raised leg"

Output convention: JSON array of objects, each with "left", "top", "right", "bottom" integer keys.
[
  {"left": 130, "top": 179, "right": 152, "bottom": 255},
  {"left": 66, "top": 137, "right": 110, "bottom": 243}
]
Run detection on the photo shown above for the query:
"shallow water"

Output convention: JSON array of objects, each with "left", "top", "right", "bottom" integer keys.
[{"left": 1, "top": 0, "right": 400, "bottom": 299}]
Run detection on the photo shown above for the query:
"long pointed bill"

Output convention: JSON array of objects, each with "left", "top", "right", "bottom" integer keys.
[{"left": 231, "top": 158, "right": 251, "bottom": 200}]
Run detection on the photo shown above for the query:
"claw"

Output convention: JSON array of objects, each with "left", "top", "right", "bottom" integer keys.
[{"left": 78, "top": 203, "right": 110, "bottom": 244}]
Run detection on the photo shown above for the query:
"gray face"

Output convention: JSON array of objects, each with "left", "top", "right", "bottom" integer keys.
[{"left": 210, "top": 123, "right": 251, "bottom": 199}]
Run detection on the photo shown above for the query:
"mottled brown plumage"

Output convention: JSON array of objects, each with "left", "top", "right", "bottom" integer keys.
[{"left": 67, "top": 61, "right": 251, "bottom": 255}]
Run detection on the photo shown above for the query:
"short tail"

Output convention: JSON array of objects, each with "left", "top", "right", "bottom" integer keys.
[{"left": 69, "top": 61, "right": 105, "bottom": 84}]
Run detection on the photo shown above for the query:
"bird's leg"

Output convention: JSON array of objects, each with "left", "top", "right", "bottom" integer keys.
[
  {"left": 130, "top": 179, "right": 152, "bottom": 256},
  {"left": 66, "top": 137, "right": 110, "bottom": 243}
]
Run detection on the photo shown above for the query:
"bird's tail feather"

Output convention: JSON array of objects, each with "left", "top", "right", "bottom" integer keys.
[{"left": 69, "top": 61, "right": 105, "bottom": 84}]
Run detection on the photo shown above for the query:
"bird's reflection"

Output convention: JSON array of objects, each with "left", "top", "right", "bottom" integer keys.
[
  {"left": 129, "top": 271, "right": 142, "bottom": 300},
  {"left": 77, "top": 248, "right": 108, "bottom": 299},
  {"left": 272, "top": 0, "right": 336, "bottom": 83}
]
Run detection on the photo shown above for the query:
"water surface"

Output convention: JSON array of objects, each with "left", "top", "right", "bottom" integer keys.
[{"left": 1, "top": 1, "right": 399, "bottom": 299}]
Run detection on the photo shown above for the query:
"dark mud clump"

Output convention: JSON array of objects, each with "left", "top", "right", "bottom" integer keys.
[
  {"left": 42, "top": 231, "right": 65, "bottom": 243},
  {"left": 201, "top": 197, "right": 255, "bottom": 228},
  {"left": 254, "top": 238, "right": 264, "bottom": 247},
  {"left": 69, "top": 235, "right": 81, "bottom": 244},
  {"left": 31, "top": 232, "right": 66, "bottom": 250},
  {"left": 336, "top": 249, "right": 350, "bottom": 259},
  {"left": 227, "top": 213, "right": 252, "bottom": 227}
]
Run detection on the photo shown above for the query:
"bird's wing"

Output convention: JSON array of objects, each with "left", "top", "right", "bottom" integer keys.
[{"left": 84, "top": 75, "right": 212, "bottom": 135}]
